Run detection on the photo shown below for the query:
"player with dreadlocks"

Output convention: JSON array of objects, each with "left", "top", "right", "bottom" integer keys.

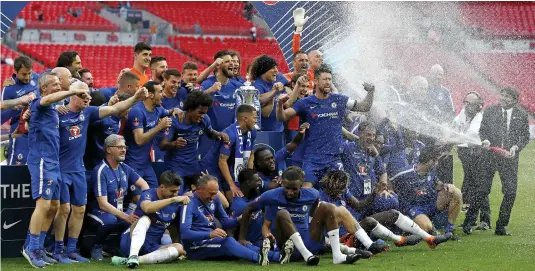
[{"left": 319, "top": 170, "right": 452, "bottom": 250}]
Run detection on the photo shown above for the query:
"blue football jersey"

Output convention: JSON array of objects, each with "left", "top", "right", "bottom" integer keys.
[
  {"left": 200, "top": 75, "right": 242, "bottom": 131},
  {"left": 230, "top": 196, "right": 263, "bottom": 244},
  {"left": 134, "top": 188, "right": 181, "bottom": 240},
  {"left": 341, "top": 141, "right": 385, "bottom": 200},
  {"left": 91, "top": 160, "right": 140, "bottom": 212},
  {"left": 27, "top": 97, "right": 60, "bottom": 164}
]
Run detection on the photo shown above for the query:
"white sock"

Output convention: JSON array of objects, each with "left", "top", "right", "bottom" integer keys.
[
  {"left": 371, "top": 223, "right": 401, "bottom": 242},
  {"left": 355, "top": 227, "right": 373, "bottom": 249},
  {"left": 394, "top": 214, "right": 432, "bottom": 239},
  {"left": 340, "top": 244, "right": 356, "bottom": 254},
  {"left": 139, "top": 247, "right": 178, "bottom": 264},
  {"left": 289, "top": 232, "right": 313, "bottom": 260},
  {"left": 327, "top": 229, "right": 347, "bottom": 264},
  {"left": 129, "top": 216, "right": 151, "bottom": 257}
]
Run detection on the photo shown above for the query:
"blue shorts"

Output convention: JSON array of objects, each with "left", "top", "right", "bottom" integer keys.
[
  {"left": 7, "top": 136, "right": 29, "bottom": 165},
  {"left": 28, "top": 160, "right": 61, "bottom": 200},
  {"left": 302, "top": 159, "right": 344, "bottom": 186},
  {"left": 88, "top": 210, "right": 130, "bottom": 230},
  {"left": 60, "top": 171, "right": 87, "bottom": 206},
  {"left": 119, "top": 229, "right": 161, "bottom": 257},
  {"left": 131, "top": 166, "right": 158, "bottom": 196},
  {"left": 291, "top": 228, "right": 325, "bottom": 260},
  {"left": 405, "top": 203, "right": 439, "bottom": 219}
]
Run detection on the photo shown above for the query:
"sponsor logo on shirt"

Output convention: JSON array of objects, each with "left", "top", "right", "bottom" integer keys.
[
  {"left": 312, "top": 112, "right": 338, "bottom": 119},
  {"left": 213, "top": 101, "right": 236, "bottom": 109}
]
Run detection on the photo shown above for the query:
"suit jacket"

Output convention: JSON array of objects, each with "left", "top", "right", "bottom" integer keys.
[{"left": 479, "top": 104, "right": 530, "bottom": 153}]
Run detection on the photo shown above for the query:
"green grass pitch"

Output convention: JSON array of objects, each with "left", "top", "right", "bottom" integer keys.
[{"left": 2, "top": 142, "right": 534, "bottom": 270}]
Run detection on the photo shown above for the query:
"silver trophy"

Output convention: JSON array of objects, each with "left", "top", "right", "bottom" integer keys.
[{"left": 235, "top": 81, "right": 261, "bottom": 130}]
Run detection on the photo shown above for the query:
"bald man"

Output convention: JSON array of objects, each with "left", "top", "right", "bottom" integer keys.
[
  {"left": 428, "top": 64, "right": 455, "bottom": 123},
  {"left": 50, "top": 82, "right": 148, "bottom": 263},
  {"left": 308, "top": 50, "right": 323, "bottom": 72}
]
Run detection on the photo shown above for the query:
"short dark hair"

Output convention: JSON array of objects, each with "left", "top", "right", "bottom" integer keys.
[
  {"left": 238, "top": 168, "right": 257, "bottom": 185},
  {"left": 253, "top": 146, "right": 272, "bottom": 169},
  {"left": 78, "top": 68, "right": 91, "bottom": 77},
  {"left": 281, "top": 166, "right": 305, "bottom": 182},
  {"left": 183, "top": 91, "right": 213, "bottom": 111},
  {"left": 214, "top": 50, "right": 232, "bottom": 61},
  {"left": 357, "top": 121, "right": 376, "bottom": 134},
  {"left": 293, "top": 50, "right": 307, "bottom": 59},
  {"left": 182, "top": 62, "right": 198, "bottom": 72},
  {"left": 90, "top": 91, "right": 106, "bottom": 106},
  {"left": 291, "top": 70, "right": 308, "bottom": 85},
  {"left": 55, "top": 51, "right": 79, "bottom": 68},
  {"left": 314, "top": 63, "right": 332, "bottom": 79},
  {"left": 143, "top": 81, "right": 161, "bottom": 94},
  {"left": 14, "top": 56, "right": 33, "bottom": 71},
  {"left": 159, "top": 170, "right": 183, "bottom": 187},
  {"left": 134, "top": 42, "right": 152, "bottom": 53},
  {"left": 500, "top": 86, "right": 519, "bottom": 101},
  {"left": 418, "top": 147, "right": 443, "bottom": 164},
  {"left": 229, "top": 50, "right": 241, "bottom": 62},
  {"left": 119, "top": 71, "right": 140, "bottom": 85},
  {"left": 163, "top": 68, "right": 181, "bottom": 80},
  {"left": 150, "top": 56, "right": 166, "bottom": 67},
  {"left": 117, "top": 92, "right": 132, "bottom": 101},
  {"left": 236, "top": 104, "right": 256, "bottom": 118}
]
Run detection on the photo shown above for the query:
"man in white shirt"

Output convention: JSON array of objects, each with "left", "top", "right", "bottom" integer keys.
[{"left": 454, "top": 92, "right": 490, "bottom": 231}]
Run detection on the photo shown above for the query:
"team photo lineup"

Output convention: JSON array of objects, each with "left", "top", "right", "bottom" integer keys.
[{"left": 0, "top": 1, "right": 533, "bottom": 270}]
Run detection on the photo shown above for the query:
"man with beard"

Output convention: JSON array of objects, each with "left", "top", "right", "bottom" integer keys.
[
  {"left": 230, "top": 51, "right": 246, "bottom": 83},
  {"left": 177, "top": 62, "right": 201, "bottom": 109},
  {"left": 454, "top": 92, "right": 490, "bottom": 230},
  {"left": 252, "top": 122, "right": 309, "bottom": 192},
  {"left": 149, "top": 56, "right": 167, "bottom": 84},
  {"left": 88, "top": 134, "right": 149, "bottom": 261},
  {"left": 276, "top": 64, "right": 375, "bottom": 188},
  {"left": 1, "top": 56, "right": 39, "bottom": 166},
  {"left": 130, "top": 42, "right": 152, "bottom": 86},
  {"left": 56, "top": 51, "right": 82, "bottom": 79},
  {"left": 124, "top": 82, "right": 182, "bottom": 194},
  {"left": 463, "top": 87, "right": 529, "bottom": 236},
  {"left": 153, "top": 68, "right": 181, "bottom": 162},
  {"left": 78, "top": 68, "right": 94, "bottom": 88},
  {"left": 51, "top": 82, "right": 148, "bottom": 264},
  {"left": 199, "top": 50, "right": 243, "bottom": 157},
  {"left": 160, "top": 91, "right": 228, "bottom": 194},
  {"left": 251, "top": 55, "right": 286, "bottom": 131},
  {"left": 284, "top": 51, "right": 314, "bottom": 90}
]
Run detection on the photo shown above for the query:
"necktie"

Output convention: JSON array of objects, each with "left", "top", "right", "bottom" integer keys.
[{"left": 502, "top": 110, "right": 508, "bottom": 147}]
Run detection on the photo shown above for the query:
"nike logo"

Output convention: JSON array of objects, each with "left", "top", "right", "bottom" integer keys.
[
  {"left": 3, "top": 220, "right": 22, "bottom": 230},
  {"left": 61, "top": 120, "right": 71, "bottom": 123},
  {"left": 310, "top": 106, "right": 318, "bottom": 109}
]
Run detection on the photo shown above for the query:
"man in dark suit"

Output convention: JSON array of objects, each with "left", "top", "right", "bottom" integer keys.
[{"left": 463, "top": 87, "right": 530, "bottom": 236}]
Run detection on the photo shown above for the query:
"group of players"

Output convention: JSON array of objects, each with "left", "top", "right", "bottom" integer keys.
[{"left": 1, "top": 36, "right": 460, "bottom": 269}]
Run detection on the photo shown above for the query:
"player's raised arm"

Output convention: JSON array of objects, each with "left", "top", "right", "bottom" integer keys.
[
  {"left": 346, "top": 82, "right": 375, "bottom": 112},
  {"left": 276, "top": 94, "right": 297, "bottom": 122}
]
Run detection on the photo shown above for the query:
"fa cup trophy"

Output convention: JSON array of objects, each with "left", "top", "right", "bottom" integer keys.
[{"left": 235, "top": 81, "right": 261, "bottom": 130}]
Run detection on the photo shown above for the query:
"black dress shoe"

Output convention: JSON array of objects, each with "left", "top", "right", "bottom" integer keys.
[{"left": 495, "top": 229, "right": 512, "bottom": 236}]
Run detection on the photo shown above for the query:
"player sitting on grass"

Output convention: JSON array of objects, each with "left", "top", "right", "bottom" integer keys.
[{"left": 111, "top": 171, "right": 190, "bottom": 268}]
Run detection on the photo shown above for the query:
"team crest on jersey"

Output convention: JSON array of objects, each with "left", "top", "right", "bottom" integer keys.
[
  {"left": 133, "top": 117, "right": 140, "bottom": 127},
  {"left": 17, "top": 153, "right": 23, "bottom": 160},
  {"left": 30, "top": 80, "right": 36, "bottom": 86},
  {"left": 164, "top": 128, "right": 170, "bottom": 135},
  {"left": 131, "top": 185, "right": 136, "bottom": 191},
  {"left": 179, "top": 102, "right": 184, "bottom": 108},
  {"left": 302, "top": 205, "right": 308, "bottom": 212},
  {"left": 199, "top": 130, "right": 203, "bottom": 135},
  {"left": 115, "top": 188, "right": 124, "bottom": 199},
  {"left": 79, "top": 112, "right": 85, "bottom": 121},
  {"left": 331, "top": 102, "right": 337, "bottom": 108},
  {"left": 172, "top": 213, "right": 176, "bottom": 219},
  {"left": 69, "top": 125, "right": 82, "bottom": 139},
  {"left": 278, "top": 170, "right": 283, "bottom": 176},
  {"left": 145, "top": 193, "right": 151, "bottom": 199},
  {"left": 45, "top": 188, "right": 51, "bottom": 195},
  {"left": 209, "top": 202, "right": 215, "bottom": 210}
]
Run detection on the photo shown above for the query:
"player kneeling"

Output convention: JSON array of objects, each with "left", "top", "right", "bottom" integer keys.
[{"left": 111, "top": 171, "right": 190, "bottom": 268}]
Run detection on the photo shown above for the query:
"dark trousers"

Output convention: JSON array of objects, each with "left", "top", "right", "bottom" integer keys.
[
  {"left": 437, "top": 154, "right": 453, "bottom": 184},
  {"left": 464, "top": 150, "right": 519, "bottom": 229},
  {"left": 458, "top": 147, "right": 490, "bottom": 224},
  {"left": 17, "top": 27, "right": 24, "bottom": 41}
]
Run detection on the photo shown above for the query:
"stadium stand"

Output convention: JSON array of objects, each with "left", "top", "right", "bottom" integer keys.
[
  {"left": 16, "top": 43, "right": 205, "bottom": 88},
  {"left": 459, "top": 2, "right": 535, "bottom": 38},
  {"left": 17, "top": 2, "right": 119, "bottom": 31},
  {"left": 170, "top": 36, "right": 289, "bottom": 73},
  {"left": 129, "top": 1, "right": 266, "bottom": 36},
  {"left": 463, "top": 52, "right": 535, "bottom": 112}
]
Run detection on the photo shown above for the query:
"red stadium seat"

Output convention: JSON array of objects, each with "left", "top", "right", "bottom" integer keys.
[
  {"left": 16, "top": 44, "right": 206, "bottom": 88},
  {"left": 18, "top": 2, "right": 119, "bottom": 31}
]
